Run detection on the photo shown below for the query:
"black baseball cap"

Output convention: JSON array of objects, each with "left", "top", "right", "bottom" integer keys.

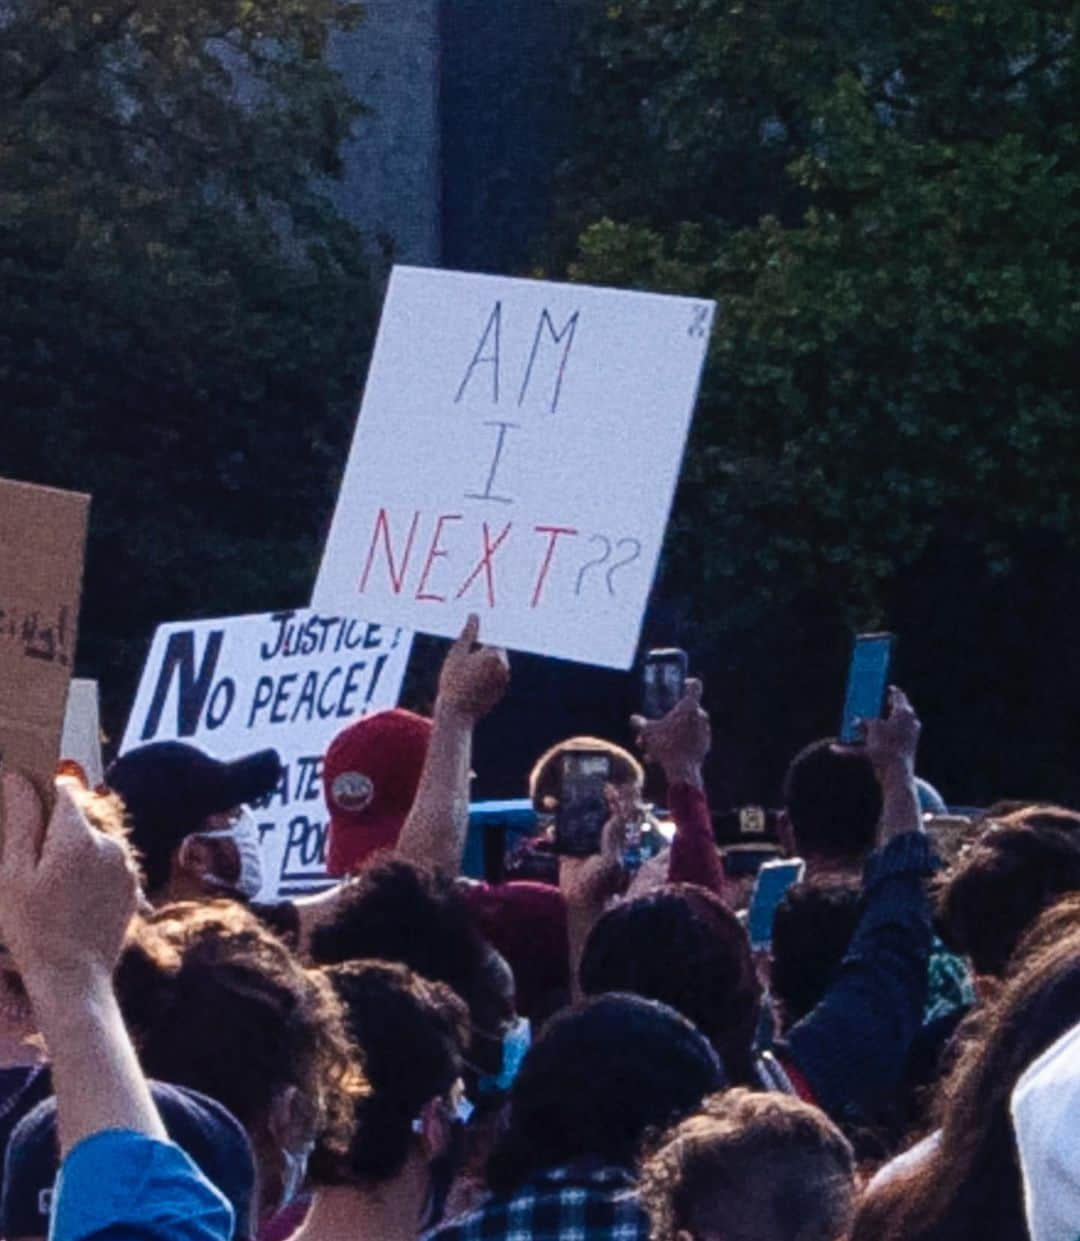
[
  {"left": 2, "top": 1080, "right": 257, "bottom": 1239},
  {"left": 106, "top": 742, "right": 281, "bottom": 888}
]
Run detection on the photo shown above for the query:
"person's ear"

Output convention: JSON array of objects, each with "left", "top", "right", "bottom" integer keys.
[
  {"left": 175, "top": 835, "right": 215, "bottom": 882},
  {"left": 777, "top": 810, "right": 796, "bottom": 857}
]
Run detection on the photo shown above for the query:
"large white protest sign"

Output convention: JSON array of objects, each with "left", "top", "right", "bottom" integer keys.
[
  {"left": 122, "top": 609, "right": 412, "bottom": 900},
  {"left": 312, "top": 267, "right": 715, "bottom": 669}
]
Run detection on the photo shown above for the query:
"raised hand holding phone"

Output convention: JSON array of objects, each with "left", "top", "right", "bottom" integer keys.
[
  {"left": 834, "top": 686, "right": 923, "bottom": 844},
  {"left": 631, "top": 677, "right": 711, "bottom": 789}
]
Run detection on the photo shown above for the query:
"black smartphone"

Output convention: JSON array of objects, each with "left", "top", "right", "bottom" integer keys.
[
  {"left": 720, "top": 843, "right": 783, "bottom": 879},
  {"left": 554, "top": 751, "right": 613, "bottom": 857},
  {"left": 839, "top": 632, "right": 895, "bottom": 744},
  {"left": 642, "top": 648, "right": 688, "bottom": 720}
]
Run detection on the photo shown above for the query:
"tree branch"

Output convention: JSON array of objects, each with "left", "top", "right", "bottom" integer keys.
[{"left": 7, "top": 3, "right": 137, "bottom": 107}]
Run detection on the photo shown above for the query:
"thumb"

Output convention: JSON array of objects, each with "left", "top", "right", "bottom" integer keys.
[
  {"left": 628, "top": 714, "right": 648, "bottom": 735},
  {"left": 683, "top": 678, "right": 703, "bottom": 706},
  {"left": 40, "top": 783, "right": 92, "bottom": 863}
]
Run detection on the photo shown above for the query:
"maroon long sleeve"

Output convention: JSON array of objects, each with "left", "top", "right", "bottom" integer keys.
[{"left": 666, "top": 781, "right": 727, "bottom": 897}]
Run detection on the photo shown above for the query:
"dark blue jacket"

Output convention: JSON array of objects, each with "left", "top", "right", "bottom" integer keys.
[{"left": 779, "top": 832, "right": 935, "bottom": 1122}]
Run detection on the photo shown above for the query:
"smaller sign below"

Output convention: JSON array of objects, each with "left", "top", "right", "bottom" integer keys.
[{"left": 121, "top": 608, "right": 413, "bottom": 900}]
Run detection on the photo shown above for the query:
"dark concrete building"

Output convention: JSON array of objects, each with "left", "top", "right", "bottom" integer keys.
[{"left": 328, "top": 0, "right": 591, "bottom": 270}]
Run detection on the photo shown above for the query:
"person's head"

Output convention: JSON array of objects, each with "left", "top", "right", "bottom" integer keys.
[
  {"left": 105, "top": 742, "right": 281, "bottom": 903},
  {"left": 309, "top": 961, "right": 470, "bottom": 1227},
  {"left": 323, "top": 709, "right": 431, "bottom": 877},
  {"left": 780, "top": 740, "right": 881, "bottom": 868},
  {"left": 641, "top": 1088, "right": 856, "bottom": 1241},
  {"left": 936, "top": 804, "right": 1080, "bottom": 979},
  {"left": 769, "top": 879, "right": 862, "bottom": 1033},
  {"left": 853, "top": 910, "right": 1080, "bottom": 1241},
  {"left": 116, "top": 901, "right": 365, "bottom": 1223},
  {"left": 3, "top": 1082, "right": 258, "bottom": 1241},
  {"left": 486, "top": 993, "right": 724, "bottom": 1196},
  {"left": 580, "top": 884, "right": 760, "bottom": 1084},
  {"left": 528, "top": 736, "right": 644, "bottom": 815},
  {"left": 308, "top": 857, "right": 512, "bottom": 1083}
]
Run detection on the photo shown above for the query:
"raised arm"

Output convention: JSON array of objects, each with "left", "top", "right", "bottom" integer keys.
[
  {"left": 783, "top": 689, "right": 933, "bottom": 1118},
  {"left": 0, "top": 771, "right": 234, "bottom": 1241},
  {"left": 631, "top": 680, "right": 731, "bottom": 901},
  {"left": 396, "top": 614, "right": 509, "bottom": 877},
  {"left": 0, "top": 771, "right": 161, "bottom": 1151}
]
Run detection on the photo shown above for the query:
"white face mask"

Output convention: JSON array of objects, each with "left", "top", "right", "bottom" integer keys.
[{"left": 192, "top": 806, "right": 264, "bottom": 901}]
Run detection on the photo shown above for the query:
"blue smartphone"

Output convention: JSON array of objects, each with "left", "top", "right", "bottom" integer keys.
[
  {"left": 748, "top": 858, "right": 805, "bottom": 949},
  {"left": 839, "top": 633, "right": 895, "bottom": 745}
]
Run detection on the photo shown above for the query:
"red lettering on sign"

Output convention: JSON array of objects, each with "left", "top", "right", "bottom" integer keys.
[
  {"left": 454, "top": 521, "right": 514, "bottom": 608},
  {"left": 530, "top": 525, "right": 579, "bottom": 608},
  {"left": 359, "top": 509, "right": 420, "bottom": 596},
  {"left": 416, "top": 514, "right": 463, "bottom": 603}
]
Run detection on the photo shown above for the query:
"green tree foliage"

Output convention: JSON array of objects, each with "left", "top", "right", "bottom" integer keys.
[
  {"left": 559, "top": 0, "right": 1080, "bottom": 800},
  {"left": 1, "top": 0, "right": 376, "bottom": 732}
]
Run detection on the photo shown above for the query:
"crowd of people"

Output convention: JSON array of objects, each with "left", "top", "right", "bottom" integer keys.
[{"left": 0, "top": 615, "right": 1077, "bottom": 1241}]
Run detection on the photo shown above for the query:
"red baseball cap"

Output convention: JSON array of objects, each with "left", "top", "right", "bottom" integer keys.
[{"left": 323, "top": 709, "right": 432, "bottom": 876}]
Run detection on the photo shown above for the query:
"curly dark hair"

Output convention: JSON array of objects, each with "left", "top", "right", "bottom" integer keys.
[
  {"left": 853, "top": 908, "right": 1080, "bottom": 1241},
  {"left": 640, "top": 1088, "right": 855, "bottom": 1241},
  {"left": 770, "top": 878, "right": 863, "bottom": 1031},
  {"left": 936, "top": 805, "right": 1080, "bottom": 976},
  {"left": 308, "top": 858, "right": 505, "bottom": 1038},
  {"left": 579, "top": 884, "right": 761, "bottom": 1084},
  {"left": 308, "top": 960, "right": 469, "bottom": 1188},
  {"left": 486, "top": 993, "right": 724, "bottom": 1196},
  {"left": 782, "top": 739, "right": 882, "bottom": 864},
  {"left": 117, "top": 901, "right": 364, "bottom": 1157}
]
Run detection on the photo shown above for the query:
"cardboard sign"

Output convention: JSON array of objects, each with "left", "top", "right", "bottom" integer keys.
[
  {"left": 312, "top": 267, "right": 715, "bottom": 669},
  {"left": 60, "top": 678, "right": 104, "bottom": 786},
  {"left": 0, "top": 478, "right": 90, "bottom": 783},
  {"left": 121, "top": 609, "right": 413, "bottom": 899}
]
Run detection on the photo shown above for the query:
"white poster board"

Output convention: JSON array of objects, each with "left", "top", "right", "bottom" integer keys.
[
  {"left": 312, "top": 267, "right": 715, "bottom": 669},
  {"left": 121, "top": 609, "right": 413, "bottom": 900},
  {"left": 61, "top": 678, "right": 104, "bottom": 786}
]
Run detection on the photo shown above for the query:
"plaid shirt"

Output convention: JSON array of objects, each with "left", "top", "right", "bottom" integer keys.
[{"left": 425, "top": 1163, "right": 649, "bottom": 1241}]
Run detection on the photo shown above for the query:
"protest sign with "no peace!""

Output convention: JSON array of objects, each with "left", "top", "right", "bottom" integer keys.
[
  {"left": 122, "top": 609, "right": 413, "bottom": 900},
  {"left": 312, "top": 267, "right": 715, "bottom": 670}
]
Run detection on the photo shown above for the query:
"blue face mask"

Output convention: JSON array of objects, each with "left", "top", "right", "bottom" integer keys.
[{"left": 477, "top": 1016, "right": 531, "bottom": 1095}]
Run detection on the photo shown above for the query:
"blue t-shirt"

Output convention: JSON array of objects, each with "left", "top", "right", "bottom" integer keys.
[{"left": 52, "top": 1130, "right": 233, "bottom": 1241}]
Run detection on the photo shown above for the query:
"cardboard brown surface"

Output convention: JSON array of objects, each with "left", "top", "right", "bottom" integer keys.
[{"left": 0, "top": 477, "right": 90, "bottom": 784}]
